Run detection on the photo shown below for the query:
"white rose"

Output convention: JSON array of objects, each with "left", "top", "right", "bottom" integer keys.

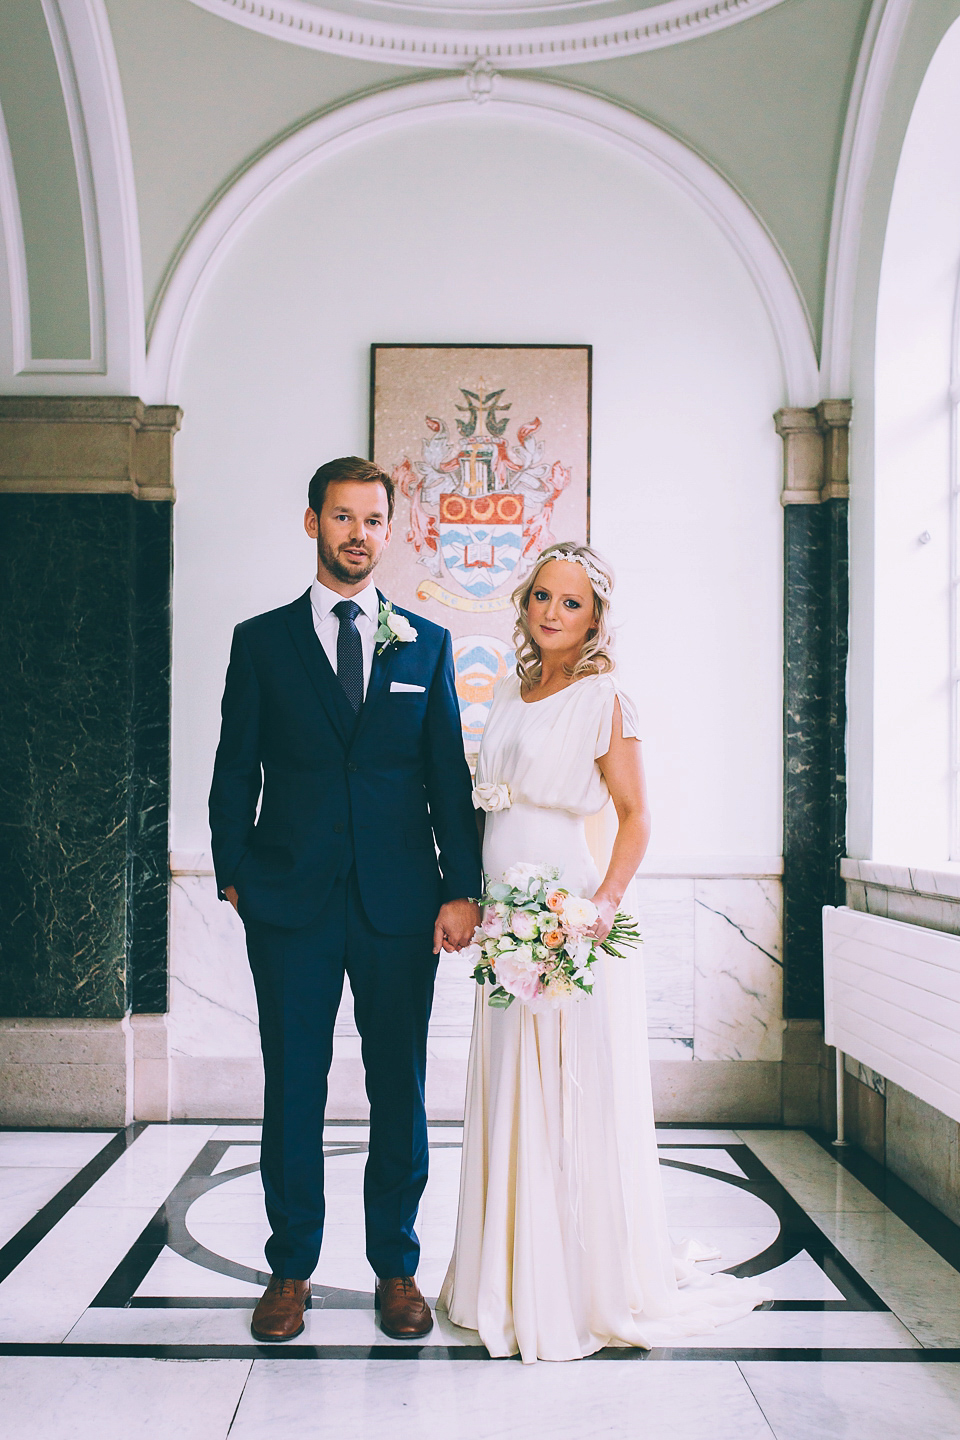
[
  {"left": 561, "top": 894, "right": 599, "bottom": 929},
  {"left": 472, "top": 782, "right": 512, "bottom": 813},
  {"left": 386, "top": 611, "right": 418, "bottom": 642}
]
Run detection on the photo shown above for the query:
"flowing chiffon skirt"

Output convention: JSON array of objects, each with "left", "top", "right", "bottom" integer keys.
[{"left": 439, "top": 802, "right": 771, "bottom": 1363}]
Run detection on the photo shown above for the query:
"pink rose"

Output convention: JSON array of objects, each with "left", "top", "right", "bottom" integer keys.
[
  {"left": 545, "top": 888, "right": 568, "bottom": 914},
  {"left": 495, "top": 944, "right": 543, "bottom": 1005},
  {"left": 481, "top": 907, "right": 503, "bottom": 938}
]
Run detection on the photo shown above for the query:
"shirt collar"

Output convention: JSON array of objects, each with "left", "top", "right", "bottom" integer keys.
[{"left": 311, "top": 575, "right": 380, "bottom": 625}]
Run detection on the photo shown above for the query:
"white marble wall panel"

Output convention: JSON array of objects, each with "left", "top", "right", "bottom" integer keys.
[
  {"left": 169, "top": 877, "right": 260, "bottom": 1060},
  {"left": 693, "top": 878, "right": 784, "bottom": 1062},
  {"left": 632, "top": 878, "right": 695, "bottom": 1045},
  {"left": 169, "top": 870, "right": 784, "bottom": 1113}
]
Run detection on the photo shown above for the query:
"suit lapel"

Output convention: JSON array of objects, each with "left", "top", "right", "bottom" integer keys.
[{"left": 284, "top": 590, "right": 355, "bottom": 744}]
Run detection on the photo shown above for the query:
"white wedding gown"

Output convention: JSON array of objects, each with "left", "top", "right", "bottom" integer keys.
[{"left": 439, "top": 671, "right": 771, "bottom": 1362}]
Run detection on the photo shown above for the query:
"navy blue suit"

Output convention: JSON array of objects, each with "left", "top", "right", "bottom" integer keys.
[{"left": 209, "top": 588, "right": 481, "bottom": 1281}]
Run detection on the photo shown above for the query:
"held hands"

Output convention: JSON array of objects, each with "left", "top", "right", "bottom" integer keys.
[
  {"left": 433, "top": 899, "right": 482, "bottom": 955},
  {"left": 586, "top": 893, "right": 617, "bottom": 944}
]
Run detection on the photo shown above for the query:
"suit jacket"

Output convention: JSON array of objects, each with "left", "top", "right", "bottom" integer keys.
[{"left": 208, "top": 588, "right": 482, "bottom": 933}]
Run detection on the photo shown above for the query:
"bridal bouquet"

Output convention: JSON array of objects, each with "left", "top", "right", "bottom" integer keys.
[{"left": 461, "top": 863, "right": 641, "bottom": 1011}]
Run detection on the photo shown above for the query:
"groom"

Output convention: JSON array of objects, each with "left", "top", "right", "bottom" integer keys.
[{"left": 209, "top": 456, "right": 482, "bottom": 1342}]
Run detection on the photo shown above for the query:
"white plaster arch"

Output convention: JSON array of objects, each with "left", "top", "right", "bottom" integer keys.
[
  {"left": 146, "top": 75, "right": 818, "bottom": 407},
  {"left": 820, "top": 0, "right": 913, "bottom": 398},
  {"left": 0, "top": 0, "right": 145, "bottom": 394}
]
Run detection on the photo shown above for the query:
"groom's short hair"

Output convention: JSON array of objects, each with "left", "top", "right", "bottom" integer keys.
[{"left": 308, "top": 456, "right": 396, "bottom": 521}]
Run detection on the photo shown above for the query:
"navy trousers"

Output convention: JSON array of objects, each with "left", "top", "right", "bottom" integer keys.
[{"left": 243, "top": 871, "right": 437, "bottom": 1281}]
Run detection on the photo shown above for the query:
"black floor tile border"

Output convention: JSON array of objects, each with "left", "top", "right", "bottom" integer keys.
[
  {"left": 805, "top": 1128, "right": 960, "bottom": 1276},
  {"left": 0, "top": 1125, "right": 145, "bottom": 1284},
  {"left": 0, "top": 1343, "right": 956, "bottom": 1362}
]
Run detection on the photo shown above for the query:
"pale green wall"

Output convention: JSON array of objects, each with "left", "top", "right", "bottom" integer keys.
[
  {"left": 0, "top": 0, "right": 90, "bottom": 359},
  {"left": 562, "top": 0, "right": 872, "bottom": 341},
  {"left": 106, "top": 0, "right": 866, "bottom": 346},
  {"left": 104, "top": 0, "right": 430, "bottom": 323}
]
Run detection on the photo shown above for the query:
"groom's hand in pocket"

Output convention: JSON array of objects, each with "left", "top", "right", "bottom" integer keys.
[{"left": 433, "top": 899, "right": 482, "bottom": 954}]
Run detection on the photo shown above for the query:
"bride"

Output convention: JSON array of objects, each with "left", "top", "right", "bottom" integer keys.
[{"left": 440, "top": 541, "right": 770, "bottom": 1362}]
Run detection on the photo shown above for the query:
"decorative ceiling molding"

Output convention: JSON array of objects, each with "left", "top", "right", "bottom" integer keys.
[
  {"left": 184, "top": 0, "right": 788, "bottom": 70},
  {"left": 145, "top": 75, "right": 817, "bottom": 408},
  {"left": 820, "top": 0, "right": 913, "bottom": 397},
  {"left": 0, "top": 0, "right": 146, "bottom": 394}
]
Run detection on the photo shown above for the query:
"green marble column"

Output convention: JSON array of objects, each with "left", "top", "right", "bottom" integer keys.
[
  {"left": 776, "top": 402, "right": 852, "bottom": 1020},
  {"left": 0, "top": 399, "right": 180, "bottom": 1020}
]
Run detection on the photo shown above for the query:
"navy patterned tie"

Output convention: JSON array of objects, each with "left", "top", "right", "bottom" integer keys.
[{"left": 333, "top": 599, "right": 363, "bottom": 712}]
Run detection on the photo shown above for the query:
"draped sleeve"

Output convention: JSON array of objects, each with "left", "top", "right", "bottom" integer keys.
[{"left": 595, "top": 681, "right": 640, "bottom": 759}]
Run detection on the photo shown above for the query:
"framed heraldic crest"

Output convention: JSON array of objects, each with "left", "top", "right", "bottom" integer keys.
[{"left": 370, "top": 343, "right": 591, "bottom": 761}]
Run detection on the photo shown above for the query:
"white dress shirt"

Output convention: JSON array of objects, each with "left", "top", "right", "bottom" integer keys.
[{"left": 310, "top": 576, "right": 380, "bottom": 700}]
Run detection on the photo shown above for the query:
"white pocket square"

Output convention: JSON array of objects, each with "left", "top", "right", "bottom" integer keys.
[{"left": 390, "top": 681, "right": 426, "bottom": 693}]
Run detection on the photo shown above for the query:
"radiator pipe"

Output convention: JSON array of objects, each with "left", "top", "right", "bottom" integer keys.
[{"left": 833, "top": 1047, "right": 850, "bottom": 1147}]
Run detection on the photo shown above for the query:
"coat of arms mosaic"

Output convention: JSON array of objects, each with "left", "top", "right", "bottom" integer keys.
[{"left": 370, "top": 344, "right": 591, "bottom": 760}]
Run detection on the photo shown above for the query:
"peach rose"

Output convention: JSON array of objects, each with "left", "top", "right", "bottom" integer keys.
[
  {"left": 542, "top": 927, "right": 565, "bottom": 949},
  {"left": 545, "top": 888, "right": 568, "bottom": 913}
]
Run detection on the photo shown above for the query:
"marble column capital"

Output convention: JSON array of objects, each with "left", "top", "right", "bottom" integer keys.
[
  {"left": 0, "top": 397, "right": 182, "bottom": 502},
  {"left": 774, "top": 400, "right": 852, "bottom": 506}
]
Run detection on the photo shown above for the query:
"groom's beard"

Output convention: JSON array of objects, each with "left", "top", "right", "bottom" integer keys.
[{"left": 318, "top": 536, "right": 380, "bottom": 585}]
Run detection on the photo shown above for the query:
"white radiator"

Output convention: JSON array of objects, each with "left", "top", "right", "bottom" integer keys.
[{"left": 823, "top": 905, "right": 960, "bottom": 1126}]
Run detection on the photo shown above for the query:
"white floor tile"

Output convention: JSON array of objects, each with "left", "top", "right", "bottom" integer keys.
[
  {"left": 811, "top": 1211, "right": 960, "bottom": 1347},
  {"left": 0, "top": 1167, "right": 79, "bottom": 1248},
  {"left": 660, "top": 1309, "right": 918, "bottom": 1349},
  {"left": 660, "top": 1148, "right": 749, "bottom": 1178},
  {"left": 0, "top": 1204, "right": 159, "bottom": 1341},
  {"left": 667, "top": 1226, "right": 781, "bottom": 1271},
  {"left": 230, "top": 1360, "right": 776, "bottom": 1439},
  {"left": 211, "top": 1125, "right": 262, "bottom": 1141},
  {"left": 656, "top": 1130, "right": 743, "bottom": 1145},
  {"left": 741, "top": 1362, "right": 960, "bottom": 1440},
  {"left": 134, "top": 1246, "right": 263, "bottom": 1297},
  {"left": 211, "top": 1144, "right": 260, "bottom": 1175},
  {"left": 67, "top": 1304, "right": 476, "bottom": 1347},
  {"left": 76, "top": 1125, "right": 216, "bottom": 1210},
  {"left": 0, "top": 1131, "right": 115, "bottom": 1169},
  {"left": 0, "top": 1357, "right": 250, "bottom": 1440},
  {"left": 736, "top": 1131, "right": 887, "bottom": 1214},
  {"left": 755, "top": 1250, "right": 845, "bottom": 1301}
]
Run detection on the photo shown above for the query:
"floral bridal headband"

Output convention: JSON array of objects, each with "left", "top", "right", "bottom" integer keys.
[{"left": 541, "top": 546, "right": 612, "bottom": 600}]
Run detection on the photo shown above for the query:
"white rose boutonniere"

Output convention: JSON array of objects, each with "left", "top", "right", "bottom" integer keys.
[{"left": 375, "top": 600, "right": 418, "bottom": 656}]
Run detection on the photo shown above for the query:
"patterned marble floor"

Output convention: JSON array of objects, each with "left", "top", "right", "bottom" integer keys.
[{"left": 1, "top": 1123, "right": 960, "bottom": 1437}]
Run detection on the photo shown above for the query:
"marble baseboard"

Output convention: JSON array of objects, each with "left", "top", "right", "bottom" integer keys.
[
  {"left": 0, "top": 1019, "right": 132, "bottom": 1127},
  {"left": 169, "top": 1051, "right": 469, "bottom": 1123},
  {"left": 651, "top": 1061, "right": 782, "bottom": 1123}
]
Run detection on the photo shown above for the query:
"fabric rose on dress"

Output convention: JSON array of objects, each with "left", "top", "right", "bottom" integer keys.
[
  {"left": 509, "top": 908, "right": 539, "bottom": 941},
  {"left": 472, "top": 782, "right": 512, "bottom": 812},
  {"left": 561, "top": 894, "right": 599, "bottom": 929},
  {"left": 494, "top": 943, "right": 542, "bottom": 1004}
]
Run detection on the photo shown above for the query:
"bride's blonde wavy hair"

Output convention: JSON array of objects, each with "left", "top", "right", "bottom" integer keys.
[{"left": 512, "top": 542, "right": 616, "bottom": 687}]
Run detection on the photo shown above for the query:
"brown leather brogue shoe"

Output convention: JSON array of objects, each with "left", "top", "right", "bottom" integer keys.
[
  {"left": 251, "top": 1276, "right": 312, "bottom": 1342},
  {"left": 375, "top": 1276, "right": 434, "bottom": 1339}
]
